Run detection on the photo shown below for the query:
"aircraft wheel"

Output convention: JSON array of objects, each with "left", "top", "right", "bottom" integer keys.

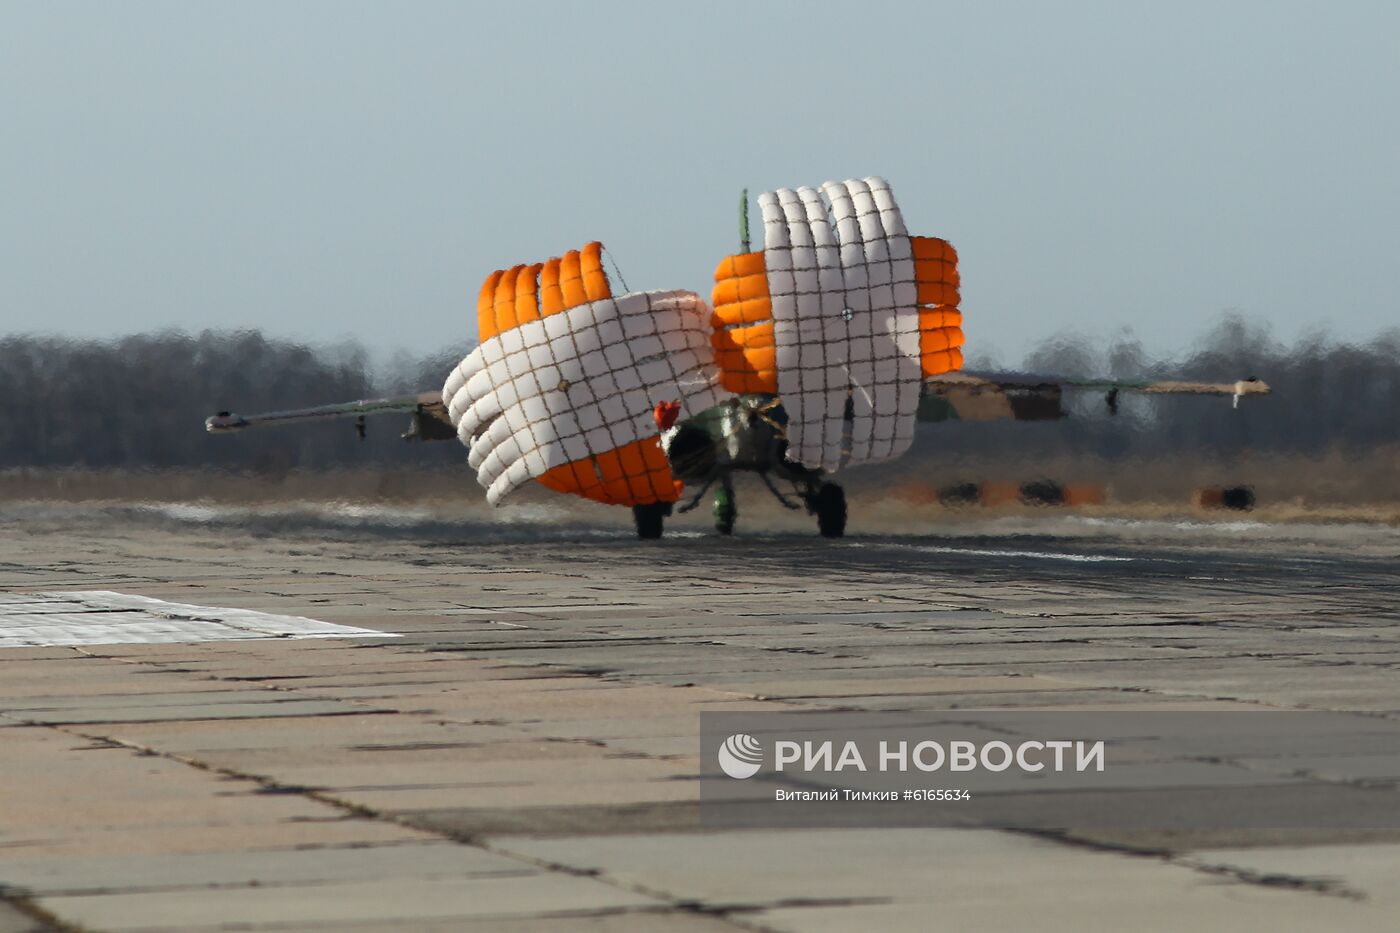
[
  {"left": 632, "top": 502, "right": 669, "bottom": 540},
  {"left": 713, "top": 486, "right": 736, "bottom": 536},
  {"left": 814, "top": 482, "right": 847, "bottom": 538}
]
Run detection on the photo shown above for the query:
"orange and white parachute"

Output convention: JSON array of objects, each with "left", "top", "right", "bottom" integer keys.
[
  {"left": 711, "top": 177, "right": 963, "bottom": 472},
  {"left": 442, "top": 243, "right": 726, "bottom": 506},
  {"left": 444, "top": 179, "right": 964, "bottom": 506}
]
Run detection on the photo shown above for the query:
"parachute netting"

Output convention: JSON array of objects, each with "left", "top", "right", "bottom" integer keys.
[
  {"left": 443, "top": 242, "right": 728, "bottom": 506},
  {"left": 711, "top": 177, "right": 963, "bottom": 472}
]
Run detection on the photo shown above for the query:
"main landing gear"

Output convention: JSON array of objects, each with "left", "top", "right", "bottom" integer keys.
[
  {"left": 636, "top": 478, "right": 846, "bottom": 539},
  {"left": 755, "top": 474, "right": 846, "bottom": 538},
  {"left": 806, "top": 481, "right": 847, "bottom": 538},
  {"left": 631, "top": 501, "right": 671, "bottom": 540}
]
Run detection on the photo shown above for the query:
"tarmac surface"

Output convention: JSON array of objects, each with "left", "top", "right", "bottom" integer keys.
[{"left": 3, "top": 499, "right": 1400, "bottom": 931}]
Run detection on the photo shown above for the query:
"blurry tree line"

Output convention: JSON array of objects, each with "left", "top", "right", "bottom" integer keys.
[
  {"left": 0, "top": 331, "right": 465, "bottom": 471},
  {"left": 911, "top": 316, "right": 1400, "bottom": 465},
  {"left": 0, "top": 317, "right": 1396, "bottom": 471}
]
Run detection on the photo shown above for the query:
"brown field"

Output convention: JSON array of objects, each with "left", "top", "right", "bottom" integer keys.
[{"left": 4, "top": 447, "right": 1399, "bottom": 530}]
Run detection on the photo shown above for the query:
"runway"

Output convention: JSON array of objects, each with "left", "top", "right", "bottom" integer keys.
[{"left": 3, "top": 501, "right": 1400, "bottom": 931}]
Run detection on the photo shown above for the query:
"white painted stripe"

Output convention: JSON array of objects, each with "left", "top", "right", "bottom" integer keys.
[
  {"left": 854, "top": 543, "right": 1134, "bottom": 563},
  {"left": 0, "top": 591, "right": 398, "bottom": 648}
]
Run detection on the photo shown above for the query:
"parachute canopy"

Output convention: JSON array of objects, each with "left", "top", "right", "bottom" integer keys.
[
  {"left": 442, "top": 243, "right": 726, "bottom": 506},
  {"left": 711, "top": 177, "right": 963, "bottom": 472}
]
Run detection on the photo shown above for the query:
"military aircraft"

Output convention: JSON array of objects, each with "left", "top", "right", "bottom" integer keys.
[
  {"left": 207, "top": 178, "right": 1269, "bottom": 539},
  {"left": 206, "top": 374, "right": 1267, "bottom": 538}
]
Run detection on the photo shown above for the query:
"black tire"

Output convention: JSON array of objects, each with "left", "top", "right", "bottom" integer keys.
[
  {"left": 632, "top": 502, "right": 668, "bottom": 539},
  {"left": 713, "top": 486, "right": 736, "bottom": 536},
  {"left": 814, "top": 482, "right": 847, "bottom": 538}
]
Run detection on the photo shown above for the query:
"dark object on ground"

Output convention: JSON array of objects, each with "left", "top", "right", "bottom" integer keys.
[
  {"left": 1020, "top": 480, "right": 1066, "bottom": 506},
  {"left": 939, "top": 482, "right": 982, "bottom": 506},
  {"left": 1194, "top": 485, "right": 1256, "bottom": 510}
]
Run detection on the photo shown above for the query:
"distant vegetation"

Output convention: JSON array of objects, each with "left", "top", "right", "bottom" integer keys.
[
  {"left": 950, "top": 316, "right": 1400, "bottom": 461},
  {"left": 0, "top": 331, "right": 459, "bottom": 471},
  {"left": 0, "top": 317, "right": 1396, "bottom": 470}
]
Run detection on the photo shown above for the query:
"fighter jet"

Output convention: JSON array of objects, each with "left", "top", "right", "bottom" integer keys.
[{"left": 207, "top": 178, "right": 1268, "bottom": 539}]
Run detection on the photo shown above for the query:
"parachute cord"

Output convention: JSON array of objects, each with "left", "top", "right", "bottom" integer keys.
[
  {"left": 757, "top": 411, "right": 787, "bottom": 436},
  {"left": 602, "top": 247, "right": 630, "bottom": 293},
  {"left": 751, "top": 397, "right": 788, "bottom": 438}
]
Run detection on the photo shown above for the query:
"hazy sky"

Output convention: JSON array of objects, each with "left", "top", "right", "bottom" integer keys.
[{"left": 3, "top": 1, "right": 1397, "bottom": 366}]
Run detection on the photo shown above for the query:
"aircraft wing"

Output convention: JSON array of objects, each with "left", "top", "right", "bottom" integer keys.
[
  {"left": 918, "top": 371, "right": 1270, "bottom": 422},
  {"left": 205, "top": 391, "right": 454, "bottom": 440}
]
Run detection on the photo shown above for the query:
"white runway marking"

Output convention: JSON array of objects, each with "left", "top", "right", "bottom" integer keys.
[
  {"left": 0, "top": 591, "right": 398, "bottom": 648},
  {"left": 858, "top": 543, "right": 1135, "bottom": 563}
]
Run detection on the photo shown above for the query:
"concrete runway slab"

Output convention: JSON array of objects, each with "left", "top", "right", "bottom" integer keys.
[{"left": 2, "top": 502, "right": 1400, "bottom": 930}]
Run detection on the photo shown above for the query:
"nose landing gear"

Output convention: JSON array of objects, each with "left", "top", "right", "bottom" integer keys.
[{"left": 713, "top": 481, "right": 737, "bottom": 536}]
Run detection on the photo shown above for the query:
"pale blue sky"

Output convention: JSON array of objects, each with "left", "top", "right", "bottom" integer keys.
[{"left": 2, "top": 0, "right": 1397, "bottom": 364}]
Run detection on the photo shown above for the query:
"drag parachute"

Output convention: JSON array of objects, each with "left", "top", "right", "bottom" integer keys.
[
  {"left": 444, "top": 178, "right": 964, "bottom": 507},
  {"left": 209, "top": 181, "right": 1271, "bottom": 534},
  {"left": 712, "top": 177, "right": 963, "bottom": 471},
  {"left": 442, "top": 242, "right": 727, "bottom": 506}
]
